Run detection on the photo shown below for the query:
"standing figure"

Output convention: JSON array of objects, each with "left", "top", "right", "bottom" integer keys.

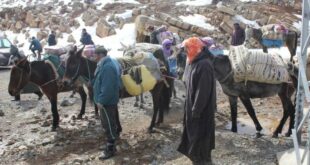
[
  {"left": 47, "top": 31, "right": 57, "bottom": 46},
  {"left": 178, "top": 37, "right": 216, "bottom": 165},
  {"left": 80, "top": 28, "right": 94, "bottom": 45},
  {"left": 29, "top": 36, "right": 42, "bottom": 60},
  {"left": 93, "top": 46, "right": 122, "bottom": 160},
  {"left": 231, "top": 23, "right": 245, "bottom": 46}
]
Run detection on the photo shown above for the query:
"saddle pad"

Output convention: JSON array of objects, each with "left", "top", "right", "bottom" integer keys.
[
  {"left": 229, "top": 45, "right": 290, "bottom": 84},
  {"left": 44, "top": 54, "right": 65, "bottom": 78}
]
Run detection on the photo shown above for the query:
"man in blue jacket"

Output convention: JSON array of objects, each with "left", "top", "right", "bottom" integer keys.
[
  {"left": 93, "top": 46, "right": 121, "bottom": 160},
  {"left": 80, "top": 28, "right": 94, "bottom": 45},
  {"left": 29, "top": 36, "right": 42, "bottom": 60}
]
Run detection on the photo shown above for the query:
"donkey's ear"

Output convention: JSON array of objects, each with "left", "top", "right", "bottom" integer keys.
[
  {"left": 16, "top": 58, "right": 28, "bottom": 67},
  {"left": 76, "top": 46, "right": 84, "bottom": 57}
]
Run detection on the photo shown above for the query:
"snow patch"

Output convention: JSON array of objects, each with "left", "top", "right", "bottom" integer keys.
[
  {"left": 179, "top": 14, "right": 216, "bottom": 31},
  {"left": 233, "top": 15, "right": 260, "bottom": 29},
  {"left": 176, "top": 0, "right": 212, "bottom": 6}
]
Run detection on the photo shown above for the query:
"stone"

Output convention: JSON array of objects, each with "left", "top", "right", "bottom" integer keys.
[
  {"left": 60, "top": 99, "right": 74, "bottom": 107},
  {"left": 267, "top": 15, "right": 280, "bottom": 25},
  {"left": 217, "top": 5, "right": 236, "bottom": 15},
  {"left": 37, "top": 30, "right": 48, "bottom": 41},
  {"left": 67, "top": 35, "right": 76, "bottom": 43},
  {"left": 96, "top": 19, "right": 116, "bottom": 38},
  {"left": 41, "top": 121, "right": 51, "bottom": 127},
  {"left": 0, "top": 110, "right": 4, "bottom": 116},
  {"left": 220, "top": 21, "right": 233, "bottom": 34}
]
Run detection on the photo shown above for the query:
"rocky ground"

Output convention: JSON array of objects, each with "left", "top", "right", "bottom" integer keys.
[{"left": 0, "top": 68, "right": 296, "bottom": 165}]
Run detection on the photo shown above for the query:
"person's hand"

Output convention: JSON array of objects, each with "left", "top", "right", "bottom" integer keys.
[{"left": 97, "top": 103, "right": 103, "bottom": 109}]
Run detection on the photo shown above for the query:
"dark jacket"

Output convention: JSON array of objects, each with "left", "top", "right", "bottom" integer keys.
[
  {"left": 10, "top": 45, "right": 21, "bottom": 59},
  {"left": 47, "top": 33, "right": 57, "bottom": 46},
  {"left": 29, "top": 39, "right": 42, "bottom": 51},
  {"left": 80, "top": 32, "right": 94, "bottom": 45},
  {"left": 93, "top": 56, "right": 121, "bottom": 106},
  {"left": 231, "top": 25, "right": 245, "bottom": 46},
  {"left": 178, "top": 48, "right": 216, "bottom": 162}
]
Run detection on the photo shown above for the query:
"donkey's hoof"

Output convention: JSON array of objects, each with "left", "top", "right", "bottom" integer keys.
[
  {"left": 77, "top": 114, "right": 83, "bottom": 120},
  {"left": 255, "top": 133, "right": 262, "bottom": 138},
  {"left": 231, "top": 128, "right": 237, "bottom": 133},
  {"left": 134, "top": 103, "right": 139, "bottom": 107},
  {"left": 285, "top": 132, "right": 292, "bottom": 137},
  {"left": 140, "top": 105, "right": 144, "bottom": 109},
  {"left": 51, "top": 126, "right": 58, "bottom": 132},
  {"left": 147, "top": 128, "right": 155, "bottom": 133},
  {"left": 272, "top": 133, "right": 279, "bottom": 138}
]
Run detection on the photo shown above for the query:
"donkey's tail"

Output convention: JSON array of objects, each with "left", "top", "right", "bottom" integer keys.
[{"left": 290, "top": 31, "right": 299, "bottom": 62}]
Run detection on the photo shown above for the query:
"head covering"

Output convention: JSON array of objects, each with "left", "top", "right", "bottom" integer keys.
[
  {"left": 182, "top": 37, "right": 204, "bottom": 63},
  {"left": 162, "top": 39, "right": 173, "bottom": 58},
  {"left": 95, "top": 46, "right": 107, "bottom": 56},
  {"left": 200, "top": 37, "right": 215, "bottom": 48}
]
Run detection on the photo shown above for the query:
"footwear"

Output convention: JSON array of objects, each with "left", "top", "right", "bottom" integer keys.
[
  {"left": 99, "top": 143, "right": 116, "bottom": 160},
  {"left": 99, "top": 148, "right": 115, "bottom": 160}
]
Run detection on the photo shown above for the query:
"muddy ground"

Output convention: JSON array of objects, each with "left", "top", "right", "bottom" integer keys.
[{"left": 0, "top": 68, "right": 296, "bottom": 165}]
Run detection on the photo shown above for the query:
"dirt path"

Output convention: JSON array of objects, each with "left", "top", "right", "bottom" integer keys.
[{"left": 0, "top": 69, "right": 294, "bottom": 165}]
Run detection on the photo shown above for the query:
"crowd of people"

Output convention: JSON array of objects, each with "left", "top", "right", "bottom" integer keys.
[{"left": 10, "top": 23, "right": 248, "bottom": 164}]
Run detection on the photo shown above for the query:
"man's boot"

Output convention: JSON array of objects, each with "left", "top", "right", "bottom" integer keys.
[{"left": 99, "top": 142, "right": 116, "bottom": 160}]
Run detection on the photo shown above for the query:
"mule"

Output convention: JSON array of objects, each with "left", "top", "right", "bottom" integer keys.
[
  {"left": 176, "top": 48, "right": 298, "bottom": 138},
  {"left": 245, "top": 25, "right": 298, "bottom": 62},
  {"left": 8, "top": 58, "right": 94, "bottom": 131},
  {"left": 63, "top": 47, "right": 171, "bottom": 132}
]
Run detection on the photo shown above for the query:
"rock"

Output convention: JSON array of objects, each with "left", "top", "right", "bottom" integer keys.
[
  {"left": 217, "top": 5, "right": 236, "bottom": 15},
  {"left": 18, "top": 145, "right": 27, "bottom": 151},
  {"left": 73, "top": 158, "right": 83, "bottom": 164},
  {"left": 42, "top": 138, "right": 52, "bottom": 146},
  {"left": 0, "top": 110, "right": 4, "bottom": 116},
  {"left": 67, "top": 35, "right": 76, "bottom": 43},
  {"left": 220, "top": 21, "right": 233, "bottom": 34},
  {"left": 37, "top": 30, "right": 48, "bottom": 41},
  {"left": 96, "top": 18, "right": 116, "bottom": 38},
  {"left": 60, "top": 99, "right": 74, "bottom": 106},
  {"left": 6, "top": 139, "right": 16, "bottom": 146},
  {"left": 123, "top": 157, "right": 130, "bottom": 161},
  {"left": 41, "top": 121, "right": 51, "bottom": 127}
]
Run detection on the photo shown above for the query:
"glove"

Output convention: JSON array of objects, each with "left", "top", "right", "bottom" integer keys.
[{"left": 97, "top": 103, "right": 103, "bottom": 109}]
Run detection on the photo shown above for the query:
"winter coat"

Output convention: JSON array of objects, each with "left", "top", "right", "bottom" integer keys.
[
  {"left": 80, "top": 33, "right": 94, "bottom": 45},
  {"left": 47, "top": 33, "right": 57, "bottom": 46},
  {"left": 93, "top": 56, "right": 121, "bottom": 106},
  {"left": 29, "top": 39, "right": 42, "bottom": 51},
  {"left": 231, "top": 26, "right": 245, "bottom": 46},
  {"left": 177, "top": 48, "right": 216, "bottom": 162}
]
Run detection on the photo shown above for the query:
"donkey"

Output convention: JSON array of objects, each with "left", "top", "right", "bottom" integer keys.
[
  {"left": 8, "top": 58, "right": 94, "bottom": 131},
  {"left": 63, "top": 47, "right": 171, "bottom": 133},
  {"left": 176, "top": 48, "right": 298, "bottom": 138},
  {"left": 245, "top": 25, "right": 298, "bottom": 62}
]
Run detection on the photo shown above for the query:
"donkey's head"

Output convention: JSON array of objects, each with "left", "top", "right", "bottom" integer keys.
[
  {"left": 63, "top": 46, "right": 84, "bottom": 86},
  {"left": 8, "top": 58, "right": 31, "bottom": 96}
]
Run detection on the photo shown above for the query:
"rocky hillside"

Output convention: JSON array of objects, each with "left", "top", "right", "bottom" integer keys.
[{"left": 0, "top": 0, "right": 302, "bottom": 50}]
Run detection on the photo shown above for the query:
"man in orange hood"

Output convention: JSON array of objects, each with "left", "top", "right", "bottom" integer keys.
[{"left": 178, "top": 37, "right": 216, "bottom": 165}]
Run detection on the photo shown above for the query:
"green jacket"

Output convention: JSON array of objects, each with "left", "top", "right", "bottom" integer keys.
[{"left": 93, "top": 56, "right": 121, "bottom": 106}]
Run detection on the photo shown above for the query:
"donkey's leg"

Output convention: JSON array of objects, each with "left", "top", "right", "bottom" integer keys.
[
  {"left": 239, "top": 97, "right": 263, "bottom": 138},
  {"left": 77, "top": 87, "right": 87, "bottom": 119},
  {"left": 140, "top": 94, "right": 144, "bottom": 109},
  {"left": 273, "top": 91, "right": 293, "bottom": 138},
  {"left": 229, "top": 96, "right": 238, "bottom": 133},
  {"left": 172, "top": 80, "right": 177, "bottom": 98},
  {"left": 148, "top": 84, "right": 162, "bottom": 133},
  {"left": 262, "top": 46, "right": 268, "bottom": 53},
  {"left": 49, "top": 96, "right": 59, "bottom": 131},
  {"left": 134, "top": 96, "right": 139, "bottom": 107},
  {"left": 115, "top": 106, "right": 122, "bottom": 134}
]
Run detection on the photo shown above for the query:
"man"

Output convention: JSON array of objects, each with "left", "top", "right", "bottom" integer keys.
[
  {"left": 178, "top": 37, "right": 216, "bottom": 165},
  {"left": 29, "top": 36, "right": 42, "bottom": 60},
  {"left": 80, "top": 28, "right": 94, "bottom": 45},
  {"left": 47, "top": 31, "right": 57, "bottom": 46},
  {"left": 231, "top": 23, "right": 245, "bottom": 46},
  {"left": 93, "top": 46, "right": 121, "bottom": 160}
]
